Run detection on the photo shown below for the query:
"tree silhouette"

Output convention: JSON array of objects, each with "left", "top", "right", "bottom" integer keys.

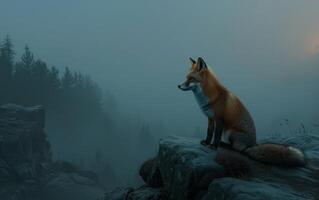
[
  {"left": 14, "top": 46, "right": 36, "bottom": 105},
  {"left": 0, "top": 35, "right": 108, "bottom": 144},
  {"left": 0, "top": 35, "right": 15, "bottom": 71},
  {"left": 21, "top": 45, "right": 34, "bottom": 70},
  {"left": 0, "top": 35, "right": 15, "bottom": 103}
]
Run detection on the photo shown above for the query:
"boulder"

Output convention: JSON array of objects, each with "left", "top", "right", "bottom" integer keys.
[
  {"left": 202, "top": 177, "right": 312, "bottom": 200},
  {"left": 157, "top": 136, "right": 226, "bottom": 199},
  {"left": 0, "top": 104, "right": 105, "bottom": 200},
  {"left": 136, "top": 134, "right": 319, "bottom": 200},
  {"left": 102, "top": 187, "right": 134, "bottom": 200},
  {"left": 42, "top": 172, "right": 104, "bottom": 200},
  {"left": 0, "top": 104, "right": 51, "bottom": 180},
  {"left": 127, "top": 186, "right": 162, "bottom": 200},
  {"left": 103, "top": 186, "right": 163, "bottom": 200},
  {"left": 139, "top": 157, "right": 162, "bottom": 187}
]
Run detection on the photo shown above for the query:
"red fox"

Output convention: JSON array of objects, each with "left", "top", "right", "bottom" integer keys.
[{"left": 178, "top": 57, "right": 306, "bottom": 167}]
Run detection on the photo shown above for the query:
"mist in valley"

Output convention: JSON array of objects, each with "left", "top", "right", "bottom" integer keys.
[{"left": 1, "top": 0, "right": 319, "bottom": 189}]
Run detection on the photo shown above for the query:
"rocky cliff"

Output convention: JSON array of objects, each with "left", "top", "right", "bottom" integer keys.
[
  {"left": 0, "top": 104, "right": 105, "bottom": 200},
  {"left": 2, "top": 103, "right": 318, "bottom": 200},
  {"left": 104, "top": 134, "right": 319, "bottom": 200}
]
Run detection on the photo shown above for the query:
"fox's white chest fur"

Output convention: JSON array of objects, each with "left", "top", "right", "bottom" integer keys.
[
  {"left": 191, "top": 83, "right": 214, "bottom": 118},
  {"left": 178, "top": 82, "right": 215, "bottom": 118}
]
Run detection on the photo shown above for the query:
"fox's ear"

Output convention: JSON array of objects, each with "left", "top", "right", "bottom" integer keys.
[
  {"left": 197, "top": 57, "right": 207, "bottom": 71},
  {"left": 189, "top": 57, "right": 196, "bottom": 65}
]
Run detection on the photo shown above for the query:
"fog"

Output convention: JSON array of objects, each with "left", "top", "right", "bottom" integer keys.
[{"left": 1, "top": 0, "right": 319, "bottom": 188}]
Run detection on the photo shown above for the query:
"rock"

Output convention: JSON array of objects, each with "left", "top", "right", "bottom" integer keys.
[
  {"left": 157, "top": 136, "right": 226, "bottom": 200},
  {"left": 103, "top": 187, "right": 134, "bottom": 200},
  {"left": 136, "top": 134, "right": 319, "bottom": 200},
  {"left": 0, "top": 104, "right": 50, "bottom": 180},
  {"left": 0, "top": 158, "right": 11, "bottom": 180},
  {"left": 0, "top": 103, "right": 45, "bottom": 129},
  {"left": 0, "top": 104, "right": 105, "bottom": 200},
  {"left": 77, "top": 170, "right": 100, "bottom": 183},
  {"left": 202, "top": 177, "right": 312, "bottom": 200},
  {"left": 103, "top": 186, "right": 163, "bottom": 200},
  {"left": 139, "top": 158, "right": 162, "bottom": 187},
  {"left": 215, "top": 147, "right": 252, "bottom": 177},
  {"left": 51, "top": 160, "right": 78, "bottom": 173},
  {"left": 127, "top": 186, "right": 163, "bottom": 200},
  {"left": 42, "top": 172, "right": 104, "bottom": 200}
]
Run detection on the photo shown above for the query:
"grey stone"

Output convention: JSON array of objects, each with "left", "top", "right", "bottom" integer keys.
[
  {"left": 139, "top": 157, "right": 162, "bottom": 187},
  {"left": 0, "top": 104, "right": 105, "bottom": 200},
  {"left": 103, "top": 187, "right": 134, "bottom": 200},
  {"left": 43, "top": 172, "right": 104, "bottom": 200},
  {"left": 202, "top": 178, "right": 312, "bottom": 200},
  {"left": 127, "top": 186, "right": 162, "bottom": 200},
  {"left": 0, "top": 104, "right": 50, "bottom": 180},
  {"left": 155, "top": 134, "right": 318, "bottom": 200},
  {"left": 157, "top": 136, "right": 226, "bottom": 200},
  {"left": 102, "top": 134, "right": 319, "bottom": 200},
  {"left": 103, "top": 186, "right": 163, "bottom": 200}
]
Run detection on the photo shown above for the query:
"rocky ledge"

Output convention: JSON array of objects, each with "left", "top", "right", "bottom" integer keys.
[
  {"left": 0, "top": 104, "right": 104, "bottom": 200},
  {"left": 104, "top": 134, "right": 319, "bottom": 200}
]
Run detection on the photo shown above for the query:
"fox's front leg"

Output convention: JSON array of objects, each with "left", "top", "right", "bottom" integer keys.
[
  {"left": 210, "top": 118, "right": 224, "bottom": 149},
  {"left": 200, "top": 118, "right": 215, "bottom": 146}
]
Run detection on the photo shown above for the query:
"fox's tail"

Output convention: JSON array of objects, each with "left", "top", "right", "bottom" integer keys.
[{"left": 243, "top": 143, "right": 306, "bottom": 167}]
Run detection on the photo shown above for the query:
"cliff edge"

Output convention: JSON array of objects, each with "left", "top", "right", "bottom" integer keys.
[
  {"left": 104, "top": 134, "right": 319, "bottom": 200},
  {"left": 0, "top": 104, "right": 105, "bottom": 200}
]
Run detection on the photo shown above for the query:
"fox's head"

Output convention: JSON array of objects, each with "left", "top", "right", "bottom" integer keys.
[{"left": 178, "top": 57, "right": 208, "bottom": 91}]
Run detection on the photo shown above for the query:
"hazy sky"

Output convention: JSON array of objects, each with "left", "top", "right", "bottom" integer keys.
[{"left": 1, "top": 0, "right": 319, "bottom": 137}]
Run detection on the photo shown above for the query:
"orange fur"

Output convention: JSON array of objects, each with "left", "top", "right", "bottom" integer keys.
[{"left": 200, "top": 67, "right": 252, "bottom": 134}]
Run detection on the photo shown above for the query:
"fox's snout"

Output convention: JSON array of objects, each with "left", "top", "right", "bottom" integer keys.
[
  {"left": 178, "top": 81, "right": 187, "bottom": 90},
  {"left": 178, "top": 81, "right": 193, "bottom": 91}
]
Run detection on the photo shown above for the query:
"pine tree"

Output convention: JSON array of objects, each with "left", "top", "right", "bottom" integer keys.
[
  {"left": 45, "top": 67, "right": 61, "bottom": 109},
  {"left": 61, "top": 67, "right": 75, "bottom": 89},
  {"left": 0, "top": 35, "right": 15, "bottom": 103},
  {"left": 31, "top": 59, "right": 50, "bottom": 104},
  {"left": 13, "top": 45, "right": 35, "bottom": 105},
  {"left": 0, "top": 35, "right": 15, "bottom": 71},
  {"left": 21, "top": 45, "right": 34, "bottom": 70}
]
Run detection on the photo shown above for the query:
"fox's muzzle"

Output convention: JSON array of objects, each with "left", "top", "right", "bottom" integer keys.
[{"left": 178, "top": 81, "right": 193, "bottom": 91}]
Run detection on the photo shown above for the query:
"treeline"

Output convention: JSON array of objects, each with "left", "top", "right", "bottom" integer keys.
[
  {"left": 0, "top": 35, "right": 107, "bottom": 135},
  {"left": 0, "top": 35, "right": 158, "bottom": 188}
]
